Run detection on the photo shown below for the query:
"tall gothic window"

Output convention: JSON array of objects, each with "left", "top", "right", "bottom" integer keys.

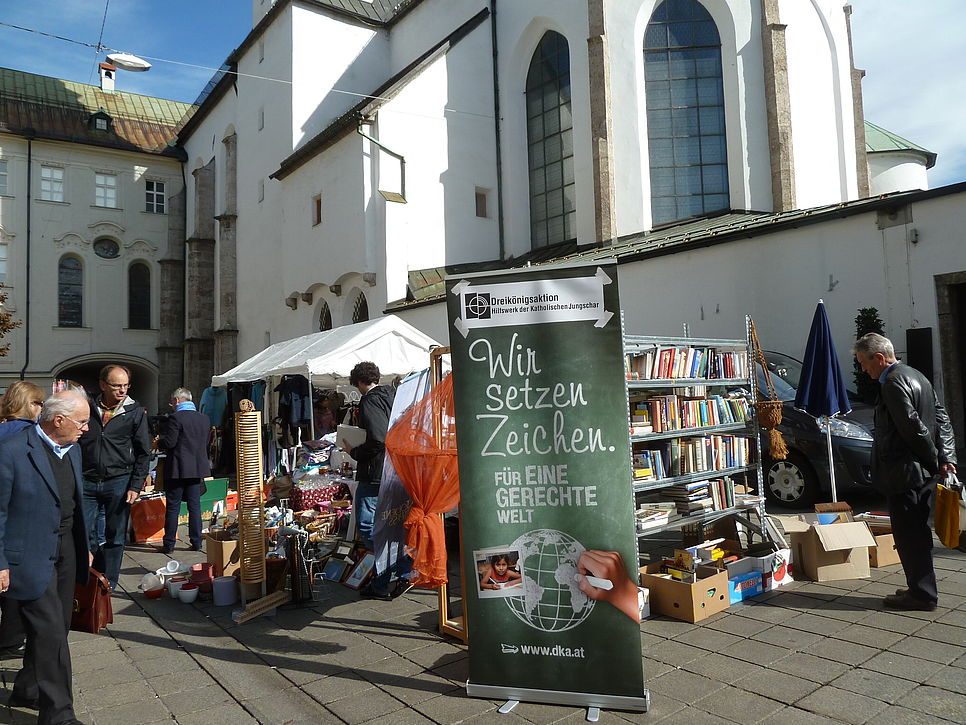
[
  {"left": 526, "top": 31, "right": 575, "bottom": 248},
  {"left": 128, "top": 262, "right": 151, "bottom": 329},
  {"left": 645, "top": 0, "right": 729, "bottom": 225},
  {"left": 58, "top": 256, "right": 83, "bottom": 327},
  {"left": 351, "top": 292, "right": 368, "bottom": 324},
  {"left": 318, "top": 300, "right": 332, "bottom": 331}
]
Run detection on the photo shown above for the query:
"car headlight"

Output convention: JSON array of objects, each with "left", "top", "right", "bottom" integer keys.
[{"left": 817, "top": 417, "right": 873, "bottom": 442}]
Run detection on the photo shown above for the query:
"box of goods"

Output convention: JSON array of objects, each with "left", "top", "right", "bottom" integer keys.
[
  {"left": 178, "top": 477, "right": 228, "bottom": 526},
  {"left": 728, "top": 570, "right": 763, "bottom": 604},
  {"left": 639, "top": 563, "right": 730, "bottom": 622},
  {"left": 725, "top": 542, "right": 793, "bottom": 591},
  {"left": 205, "top": 530, "right": 240, "bottom": 577},
  {"left": 777, "top": 514, "right": 876, "bottom": 582},
  {"left": 868, "top": 530, "right": 900, "bottom": 568},
  {"left": 290, "top": 480, "right": 347, "bottom": 511},
  {"left": 131, "top": 496, "right": 166, "bottom": 543}
]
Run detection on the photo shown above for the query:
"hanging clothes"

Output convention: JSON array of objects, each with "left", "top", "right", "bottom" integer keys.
[{"left": 200, "top": 386, "right": 228, "bottom": 428}]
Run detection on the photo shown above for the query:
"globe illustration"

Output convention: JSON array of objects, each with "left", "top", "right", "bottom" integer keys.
[{"left": 504, "top": 529, "right": 594, "bottom": 632}]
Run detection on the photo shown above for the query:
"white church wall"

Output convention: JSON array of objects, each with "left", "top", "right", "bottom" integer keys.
[
  {"left": 782, "top": 0, "right": 858, "bottom": 208},
  {"left": 387, "top": 0, "right": 483, "bottom": 71},
  {"left": 868, "top": 153, "right": 929, "bottom": 195}
]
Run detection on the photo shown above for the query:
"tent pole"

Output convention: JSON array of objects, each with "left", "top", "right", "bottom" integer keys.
[
  {"left": 824, "top": 417, "right": 837, "bottom": 502},
  {"left": 308, "top": 370, "right": 315, "bottom": 441}
]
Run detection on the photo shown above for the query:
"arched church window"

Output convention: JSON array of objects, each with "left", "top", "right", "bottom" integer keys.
[
  {"left": 645, "top": 0, "right": 729, "bottom": 225},
  {"left": 318, "top": 300, "right": 333, "bottom": 332},
  {"left": 128, "top": 262, "right": 151, "bottom": 329},
  {"left": 351, "top": 292, "right": 368, "bottom": 324},
  {"left": 526, "top": 31, "right": 575, "bottom": 248},
  {"left": 58, "top": 255, "right": 83, "bottom": 327}
]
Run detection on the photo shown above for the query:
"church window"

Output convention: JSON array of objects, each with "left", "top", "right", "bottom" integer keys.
[
  {"left": 526, "top": 31, "right": 575, "bottom": 248},
  {"left": 645, "top": 0, "right": 729, "bottom": 225},
  {"left": 58, "top": 256, "right": 83, "bottom": 327},
  {"left": 318, "top": 300, "right": 332, "bottom": 332},
  {"left": 351, "top": 291, "right": 368, "bottom": 324},
  {"left": 128, "top": 262, "right": 151, "bottom": 329}
]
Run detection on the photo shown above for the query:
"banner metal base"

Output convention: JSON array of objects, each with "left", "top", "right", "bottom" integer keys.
[{"left": 467, "top": 682, "right": 649, "bottom": 713}]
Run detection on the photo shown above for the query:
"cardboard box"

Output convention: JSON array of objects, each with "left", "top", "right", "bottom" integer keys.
[
  {"left": 780, "top": 516, "right": 876, "bottom": 582},
  {"left": 728, "top": 570, "right": 763, "bottom": 603},
  {"left": 639, "top": 564, "right": 730, "bottom": 622},
  {"left": 205, "top": 531, "right": 240, "bottom": 577},
  {"left": 869, "top": 532, "right": 900, "bottom": 568},
  {"left": 723, "top": 543, "right": 793, "bottom": 591}
]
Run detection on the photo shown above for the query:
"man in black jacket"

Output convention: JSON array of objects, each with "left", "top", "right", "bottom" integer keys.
[
  {"left": 344, "top": 362, "right": 395, "bottom": 549},
  {"left": 854, "top": 333, "right": 958, "bottom": 611},
  {"left": 79, "top": 365, "right": 152, "bottom": 590},
  {"left": 158, "top": 388, "right": 211, "bottom": 554}
]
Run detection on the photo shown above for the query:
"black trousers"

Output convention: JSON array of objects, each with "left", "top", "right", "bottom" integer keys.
[
  {"left": 0, "top": 596, "right": 26, "bottom": 649},
  {"left": 887, "top": 477, "right": 938, "bottom": 604},
  {"left": 163, "top": 478, "right": 203, "bottom": 549},
  {"left": 13, "top": 531, "right": 77, "bottom": 725}
]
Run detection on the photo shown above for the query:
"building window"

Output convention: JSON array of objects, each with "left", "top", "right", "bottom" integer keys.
[
  {"left": 145, "top": 180, "right": 166, "bottom": 213},
  {"left": 93, "top": 237, "right": 120, "bottom": 259},
  {"left": 258, "top": 179, "right": 264, "bottom": 202},
  {"left": 0, "top": 243, "right": 7, "bottom": 284},
  {"left": 351, "top": 292, "right": 368, "bottom": 324},
  {"left": 312, "top": 194, "right": 322, "bottom": 226},
  {"left": 318, "top": 300, "right": 332, "bottom": 332},
  {"left": 645, "top": 0, "right": 729, "bottom": 225},
  {"left": 526, "top": 31, "right": 576, "bottom": 249},
  {"left": 41, "top": 165, "right": 64, "bottom": 202},
  {"left": 475, "top": 188, "right": 488, "bottom": 218},
  {"left": 58, "top": 256, "right": 83, "bottom": 327},
  {"left": 95, "top": 117, "right": 109, "bottom": 130},
  {"left": 128, "top": 262, "right": 151, "bottom": 329},
  {"left": 0, "top": 160, "right": 7, "bottom": 196},
  {"left": 95, "top": 172, "right": 118, "bottom": 208}
]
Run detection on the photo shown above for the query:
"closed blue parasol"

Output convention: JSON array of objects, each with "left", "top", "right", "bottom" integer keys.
[{"left": 795, "top": 300, "right": 852, "bottom": 501}]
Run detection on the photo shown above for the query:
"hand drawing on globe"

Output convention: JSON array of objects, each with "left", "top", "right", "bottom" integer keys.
[{"left": 575, "top": 549, "right": 642, "bottom": 623}]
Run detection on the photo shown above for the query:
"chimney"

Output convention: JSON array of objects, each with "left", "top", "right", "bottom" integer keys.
[{"left": 99, "top": 62, "right": 116, "bottom": 92}]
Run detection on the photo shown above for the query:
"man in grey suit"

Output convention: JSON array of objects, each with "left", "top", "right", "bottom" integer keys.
[
  {"left": 0, "top": 390, "right": 92, "bottom": 724},
  {"left": 854, "top": 333, "right": 958, "bottom": 611}
]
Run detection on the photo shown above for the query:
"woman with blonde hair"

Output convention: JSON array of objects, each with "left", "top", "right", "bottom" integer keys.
[{"left": 0, "top": 380, "right": 45, "bottom": 440}]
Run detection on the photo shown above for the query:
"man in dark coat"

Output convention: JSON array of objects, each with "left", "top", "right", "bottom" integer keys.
[
  {"left": 854, "top": 333, "right": 958, "bottom": 611},
  {"left": 157, "top": 388, "right": 211, "bottom": 554},
  {"left": 344, "top": 361, "right": 395, "bottom": 549},
  {"left": 0, "top": 390, "right": 92, "bottom": 724},
  {"left": 79, "top": 364, "right": 152, "bottom": 590}
]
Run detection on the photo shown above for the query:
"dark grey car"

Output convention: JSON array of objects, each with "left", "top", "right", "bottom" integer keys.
[{"left": 756, "top": 351, "right": 875, "bottom": 506}]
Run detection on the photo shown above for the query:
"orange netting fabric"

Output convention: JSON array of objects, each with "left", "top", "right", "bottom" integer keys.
[{"left": 385, "top": 374, "right": 460, "bottom": 588}]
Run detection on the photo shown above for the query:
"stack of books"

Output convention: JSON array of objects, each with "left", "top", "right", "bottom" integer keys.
[{"left": 665, "top": 481, "right": 714, "bottom": 516}]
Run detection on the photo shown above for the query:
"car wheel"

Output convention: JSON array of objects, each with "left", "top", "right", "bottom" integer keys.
[{"left": 764, "top": 452, "right": 818, "bottom": 507}]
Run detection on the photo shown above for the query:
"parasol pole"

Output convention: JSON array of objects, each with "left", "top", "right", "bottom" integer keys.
[{"left": 824, "top": 415, "right": 837, "bottom": 502}]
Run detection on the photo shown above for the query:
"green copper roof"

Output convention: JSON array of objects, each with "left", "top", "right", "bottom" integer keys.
[{"left": 865, "top": 120, "right": 936, "bottom": 168}]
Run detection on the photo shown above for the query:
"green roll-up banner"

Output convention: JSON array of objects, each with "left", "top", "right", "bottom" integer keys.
[{"left": 447, "top": 261, "right": 646, "bottom": 711}]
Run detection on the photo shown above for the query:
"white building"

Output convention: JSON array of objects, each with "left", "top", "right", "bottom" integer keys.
[{"left": 0, "top": 65, "right": 191, "bottom": 409}]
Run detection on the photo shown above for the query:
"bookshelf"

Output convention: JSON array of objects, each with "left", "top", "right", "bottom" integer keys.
[{"left": 623, "top": 319, "right": 765, "bottom": 544}]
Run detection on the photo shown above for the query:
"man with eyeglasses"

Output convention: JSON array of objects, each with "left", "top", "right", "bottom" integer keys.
[
  {"left": 0, "top": 391, "right": 93, "bottom": 724},
  {"left": 79, "top": 365, "right": 152, "bottom": 590}
]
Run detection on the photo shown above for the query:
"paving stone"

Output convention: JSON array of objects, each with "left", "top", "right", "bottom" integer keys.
[
  {"left": 796, "top": 685, "right": 888, "bottom": 724},
  {"left": 791, "top": 584, "right": 846, "bottom": 601},
  {"left": 935, "top": 608, "right": 966, "bottom": 629},
  {"left": 828, "top": 623, "right": 906, "bottom": 649},
  {"left": 74, "top": 663, "right": 145, "bottom": 691},
  {"left": 895, "top": 684, "right": 966, "bottom": 722},
  {"left": 671, "top": 628, "right": 744, "bottom": 652},
  {"left": 642, "top": 617, "right": 701, "bottom": 639},
  {"left": 758, "top": 706, "right": 841, "bottom": 725},
  {"left": 510, "top": 700, "right": 597, "bottom": 724},
  {"left": 624, "top": 690, "right": 686, "bottom": 723},
  {"left": 401, "top": 640, "right": 467, "bottom": 670},
  {"left": 70, "top": 649, "right": 134, "bottom": 674},
  {"left": 644, "top": 640, "right": 708, "bottom": 667},
  {"left": 862, "top": 651, "right": 946, "bottom": 682},
  {"left": 781, "top": 613, "right": 853, "bottom": 636},
  {"left": 160, "top": 683, "right": 232, "bottom": 715},
  {"left": 704, "top": 615, "right": 772, "bottom": 637},
  {"left": 923, "top": 665, "right": 966, "bottom": 694},
  {"left": 692, "top": 684, "right": 783, "bottom": 722},
  {"left": 802, "top": 637, "right": 878, "bottom": 666},
  {"left": 638, "top": 705, "right": 732, "bottom": 724},
  {"left": 868, "top": 705, "right": 956, "bottom": 725},
  {"left": 86, "top": 698, "right": 171, "bottom": 725},
  {"left": 148, "top": 668, "right": 217, "bottom": 696},
  {"left": 732, "top": 668, "right": 820, "bottom": 705},
  {"left": 751, "top": 625, "right": 824, "bottom": 651},
  {"left": 174, "top": 701, "right": 259, "bottom": 725},
  {"left": 240, "top": 687, "right": 333, "bottom": 724},
  {"left": 809, "top": 600, "right": 877, "bottom": 623},
  {"left": 888, "top": 635, "right": 964, "bottom": 664},
  {"left": 431, "top": 655, "right": 471, "bottom": 684},
  {"left": 363, "top": 655, "right": 461, "bottom": 703},
  {"left": 412, "top": 690, "right": 496, "bottom": 724},
  {"left": 769, "top": 653, "right": 852, "bottom": 684},
  {"left": 646, "top": 668, "right": 727, "bottom": 699},
  {"left": 856, "top": 611, "right": 928, "bottom": 636},
  {"left": 681, "top": 653, "right": 765, "bottom": 685},
  {"left": 915, "top": 621, "right": 966, "bottom": 647},
  {"left": 133, "top": 651, "right": 199, "bottom": 678},
  {"left": 641, "top": 657, "right": 674, "bottom": 681},
  {"left": 828, "top": 668, "right": 919, "bottom": 703},
  {"left": 730, "top": 603, "right": 800, "bottom": 624},
  {"left": 716, "top": 639, "right": 789, "bottom": 666}
]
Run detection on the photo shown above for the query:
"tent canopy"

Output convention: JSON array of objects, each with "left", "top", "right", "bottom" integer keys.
[{"left": 211, "top": 315, "right": 442, "bottom": 387}]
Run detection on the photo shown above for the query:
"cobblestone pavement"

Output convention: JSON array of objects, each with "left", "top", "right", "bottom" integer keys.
[{"left": 1, "top": 540, "right": 964, "bottom": 724}]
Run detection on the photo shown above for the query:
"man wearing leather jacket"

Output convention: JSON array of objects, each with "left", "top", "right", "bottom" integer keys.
[{"left": 854, "top": 333, "right": 957, "bottom": 611}]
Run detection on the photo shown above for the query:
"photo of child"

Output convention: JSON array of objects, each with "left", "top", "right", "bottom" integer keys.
[{"left": 473, "top": 547, "right": 524, "bottom": 599}]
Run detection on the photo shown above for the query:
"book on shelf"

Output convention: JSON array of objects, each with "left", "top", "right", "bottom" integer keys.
[
  {"left": 629, "top": 394, "right": 749, "bottom": 434},
  {"left": 625, "top": 347, "right": 748, "bottom": 381}
]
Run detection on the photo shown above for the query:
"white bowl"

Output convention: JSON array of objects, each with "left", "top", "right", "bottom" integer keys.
[{"left": 178, "top": 585, "right": 199, "bottom": 603}]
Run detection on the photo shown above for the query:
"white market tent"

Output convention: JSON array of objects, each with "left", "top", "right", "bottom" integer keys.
[{"left": 211, "top": 315, "right": 443, "bottom": 388}]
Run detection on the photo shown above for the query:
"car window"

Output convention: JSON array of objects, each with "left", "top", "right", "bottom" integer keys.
[
  {"left": 755, "top": 369, "right": 797, "bottom": 402},
  {"left": 765, "top": 350, "right": 861, "bottom": 402}
]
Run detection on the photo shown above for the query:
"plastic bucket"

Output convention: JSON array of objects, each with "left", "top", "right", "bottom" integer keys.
[{"left": 212, "top": 576, "right": 237, "bottom": 606}]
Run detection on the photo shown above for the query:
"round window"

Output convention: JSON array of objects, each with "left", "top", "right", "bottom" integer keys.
[{"left": 93, "top": 238, "right": 120, "bottom": 259}]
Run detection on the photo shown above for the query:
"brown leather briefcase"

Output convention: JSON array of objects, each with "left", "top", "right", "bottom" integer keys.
[{"left": 71, "top": 568, "right": 113, "bottom": 634}]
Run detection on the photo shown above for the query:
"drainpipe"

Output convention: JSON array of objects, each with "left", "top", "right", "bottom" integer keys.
[
  {"left": 490, "top": 0, "right": 506, "bottom": 261},
  {"left": 18, "top": 129, "right": 35, "bottom": 381},
  {"left": 356, "top": 120, "right": 406, "bottom": 202}
]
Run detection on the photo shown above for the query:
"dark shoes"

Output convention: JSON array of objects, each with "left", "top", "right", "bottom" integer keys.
[
  {"left": 359, "top": 585, "right": 393, "bottom": 601},
  {"left": 391, "top": 580, "right": 414, "bottom": 599},
  {"left": 189, "top": 543, "right": 203, "bottom": 552},
  {"left": 883, "top": 592, "right": 937, "bottom": 611},
  {"left": 8, "top": 692, "right": 39, "bottom": 709},
  {"left": 160, "top": 545, "right": 174, "bottom": 555}
]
